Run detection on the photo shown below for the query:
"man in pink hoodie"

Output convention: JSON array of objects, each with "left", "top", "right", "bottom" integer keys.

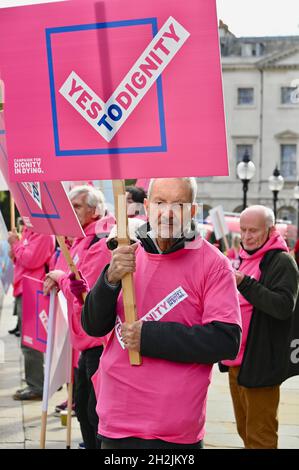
[
  {"left": 8, "top": 226, "right": 55, "bottom": 400},
  {"left": 43, "top": 185, "right": 114, "bottom": 449},
  {"left": 221, "top": 205, "right": 299, "bottom": 449}
]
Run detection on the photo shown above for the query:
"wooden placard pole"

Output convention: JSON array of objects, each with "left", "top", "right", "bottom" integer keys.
[
  {"left": 56, "top": 236, "right": 80, "bottom": 278},
  {"left": 112, "top": 180, "right": 141, "bottom": 366},
  {"left": 40, "top": 411, "right": 47, "bottom": 449},
  {"left": 10, "top": 194, "right": 15, "bottom": 230},
  {"left": 56, "top": 236, "right": 87, "bottom": 303},
  {"left": 66, "top": 381, "right": 73, "bottom": 449}
]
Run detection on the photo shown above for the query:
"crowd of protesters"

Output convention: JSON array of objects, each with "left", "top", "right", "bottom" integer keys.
[{"left": 4, "top": 177, "right": 299, "bottom": 449}]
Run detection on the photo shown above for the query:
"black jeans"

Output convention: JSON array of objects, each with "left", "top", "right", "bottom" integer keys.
[
  {"left": 74, "top": 346, "right": 103, "bottom": 449},
  {"left": 100, "top": 436, "right": 204, "bottom": 450}
]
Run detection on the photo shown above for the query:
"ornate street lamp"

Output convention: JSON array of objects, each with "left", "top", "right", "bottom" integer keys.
[
  {"left": 268, "top": 166, "right": 284, "bottom": 220},
  {"left": 237, "top": 149, "right": 256, "bottom": 210}
]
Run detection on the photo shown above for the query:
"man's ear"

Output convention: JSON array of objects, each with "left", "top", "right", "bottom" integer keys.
[{"left": 269, "top": 226, "right": 275, "bottom": 236}]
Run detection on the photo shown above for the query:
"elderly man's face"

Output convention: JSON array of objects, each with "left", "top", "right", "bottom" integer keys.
[
  {"left": 240, "top": 211, "right": 270, "bottom": 251},
  {"left": 71, "top": 193, "right": 96, "bottom": 228},
  {"left": 146, "top": 179, "right": 196, "bottom": 239}
]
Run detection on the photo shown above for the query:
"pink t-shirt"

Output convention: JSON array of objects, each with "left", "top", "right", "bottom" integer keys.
[
  {"left": 11, "top": 227, "right": 55, "bottom": 297},
  {"left": 223, "top": 231, "right": 288, "bottom": 368},
  {"left": 96, "top": 238, "right": 241, "bottom": 444}
]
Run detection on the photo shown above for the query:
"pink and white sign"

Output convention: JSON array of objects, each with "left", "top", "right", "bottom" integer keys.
[
  {"left": 0, "top": 0, "right": 228, "bottom": 182},
  {"left": 0, "top": 114, "right": 84, "bottom": 237},
  {"left": 22, "top": 276, "right": 49, "bottom": 353}
]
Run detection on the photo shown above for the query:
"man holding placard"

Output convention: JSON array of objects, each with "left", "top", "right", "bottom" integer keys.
[{"left": 82, "top": 177, "right": 242, "bottom": 449}]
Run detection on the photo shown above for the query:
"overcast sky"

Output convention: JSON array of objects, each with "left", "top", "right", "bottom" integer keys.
[
  {"left": 1, "top": 0, "right": 299, "bottom": 38},
  {"left": 216, "top": 0, "right": 299, "bottom": 37}
]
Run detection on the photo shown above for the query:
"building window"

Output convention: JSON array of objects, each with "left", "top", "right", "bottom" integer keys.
[
  {"left": 280, "top": 144, "right": 297, "bottom": 180},
  {"left": 237, "top": 88, "right": 254, "bottom": 105},
  {"left": 241, "top": 43, "right": 264, "bottom": 57},
  {"left": 281, "top": 87, "right": 296, "bottom": 105},
  {"left": 236, "top": 144, "right": 253, "bottom": 166},
  {"left": 277, "top": 207, "right": 296, "bottom": 225}
]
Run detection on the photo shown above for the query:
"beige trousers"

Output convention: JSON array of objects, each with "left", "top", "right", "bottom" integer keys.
[{"left": 228, "top": 366, "right": 280, "bottom": 449}]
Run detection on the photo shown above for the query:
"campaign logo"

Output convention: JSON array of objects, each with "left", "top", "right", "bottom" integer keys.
[
  {"left": 115, "top": 286, "right": 188, "bottom": 349},
  {"left": 59, "top": 17, "right": 190, "bottom": 142},
  {"left": 21, "top": 182, "right": 42, "bottom": 210}
]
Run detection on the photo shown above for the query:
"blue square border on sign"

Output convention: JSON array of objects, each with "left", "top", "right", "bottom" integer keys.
[
  {"left": 46, "top": 17, "right": 167, "bottom": 156},
  {"left": 17, "top": 182, "right": 61, "bottom": 219}
]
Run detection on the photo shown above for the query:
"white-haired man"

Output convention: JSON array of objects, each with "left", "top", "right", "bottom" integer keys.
[
  {"left": 44, "top": 185, "right": 115, "bottom": 449},
  {"left": 82, "top": 177, "right": 242, "bottom": 449},
  {"left": 221, "top": 205, "right": 299, "bottom": 449}
]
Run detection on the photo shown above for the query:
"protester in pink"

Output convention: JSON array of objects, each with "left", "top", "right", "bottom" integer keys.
[
  {"left": 221, "top": 206, "right": 298, "bottom": 449},
  {"left": 43, "top": 185, "right": 114, "bottom": 449},
  {"left": 82, "top": 178, "right": 242, "bottom": 449},
  {"left": 8, "top": 225, "right": 55, "bottom": 400}
]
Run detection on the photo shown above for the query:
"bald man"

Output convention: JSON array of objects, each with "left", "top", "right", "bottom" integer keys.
[
  {"left": 221, "top": 205, "right": 299, "bottom": 449},
  {"left": 82, "top": 177, "right": 242, "bottom": 449}
]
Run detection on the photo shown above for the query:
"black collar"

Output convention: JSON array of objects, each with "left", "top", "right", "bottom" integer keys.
[{"left": 136, "top": 221, "right": 199, "bottom": 254}]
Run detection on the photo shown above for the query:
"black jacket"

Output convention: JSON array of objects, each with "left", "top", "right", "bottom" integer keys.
[
  {"left": 220, "top": 249, "right": 299, "bottom": 387},
  {"left": 82, "top": 227, "right": 241, "bottom": 365}
]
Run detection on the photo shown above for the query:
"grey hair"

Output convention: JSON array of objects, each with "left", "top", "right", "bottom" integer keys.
[
  {"left": 241, "top": 205, "right": 275, "bottom": 228},
  {"left": 147, "top": 177, "right": 198, "bottom": 203},
  {"left": 68, "top": 185, "right": 106, "bottom": 217},
  {"left": 264, "top": 207, "right": 275, "bottom": 228}
]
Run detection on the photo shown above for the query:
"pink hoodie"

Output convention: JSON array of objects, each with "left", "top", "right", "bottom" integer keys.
[
  {"left": 223, "top": 230, "right": 288, "bottom": 367},
  {"left": 11, "top": 227, "right": 55, "bottom": 297},
  {"left": 57, "top": 216, "right": 114, "bottom": 352}
]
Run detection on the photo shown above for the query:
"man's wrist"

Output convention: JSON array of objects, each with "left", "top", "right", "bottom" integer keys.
[{"left": 105, "top": 270, "right": 121, "bottom": 289}]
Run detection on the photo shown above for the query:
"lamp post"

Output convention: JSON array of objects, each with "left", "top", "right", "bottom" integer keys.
[
  {"left": 294, "top": 182, "right": 299, "bottom": 237},
  {"left": 237, "top": 149, "right": 256, "bottom": 210},
  {"left": 268, "top": 166, "right": 284, "bottom": 220}
]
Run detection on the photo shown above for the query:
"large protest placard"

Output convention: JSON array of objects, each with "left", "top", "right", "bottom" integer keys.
[
  {"left": 0, "top": 118, "right": 84, "bottom": 237},
  {"left": 0, "top": 0, "right": 228, "bottom": 182},
  {"left": 22, "top": 276, "right": 49, "bottom": 353},
  {"left": 22, "top": 276, "right": 71, "bottom": 392}
]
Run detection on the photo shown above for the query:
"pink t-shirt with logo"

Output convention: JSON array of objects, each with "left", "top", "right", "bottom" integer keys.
[{"left": 96, "top": 238, "right": 241, "bottom": 444}]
